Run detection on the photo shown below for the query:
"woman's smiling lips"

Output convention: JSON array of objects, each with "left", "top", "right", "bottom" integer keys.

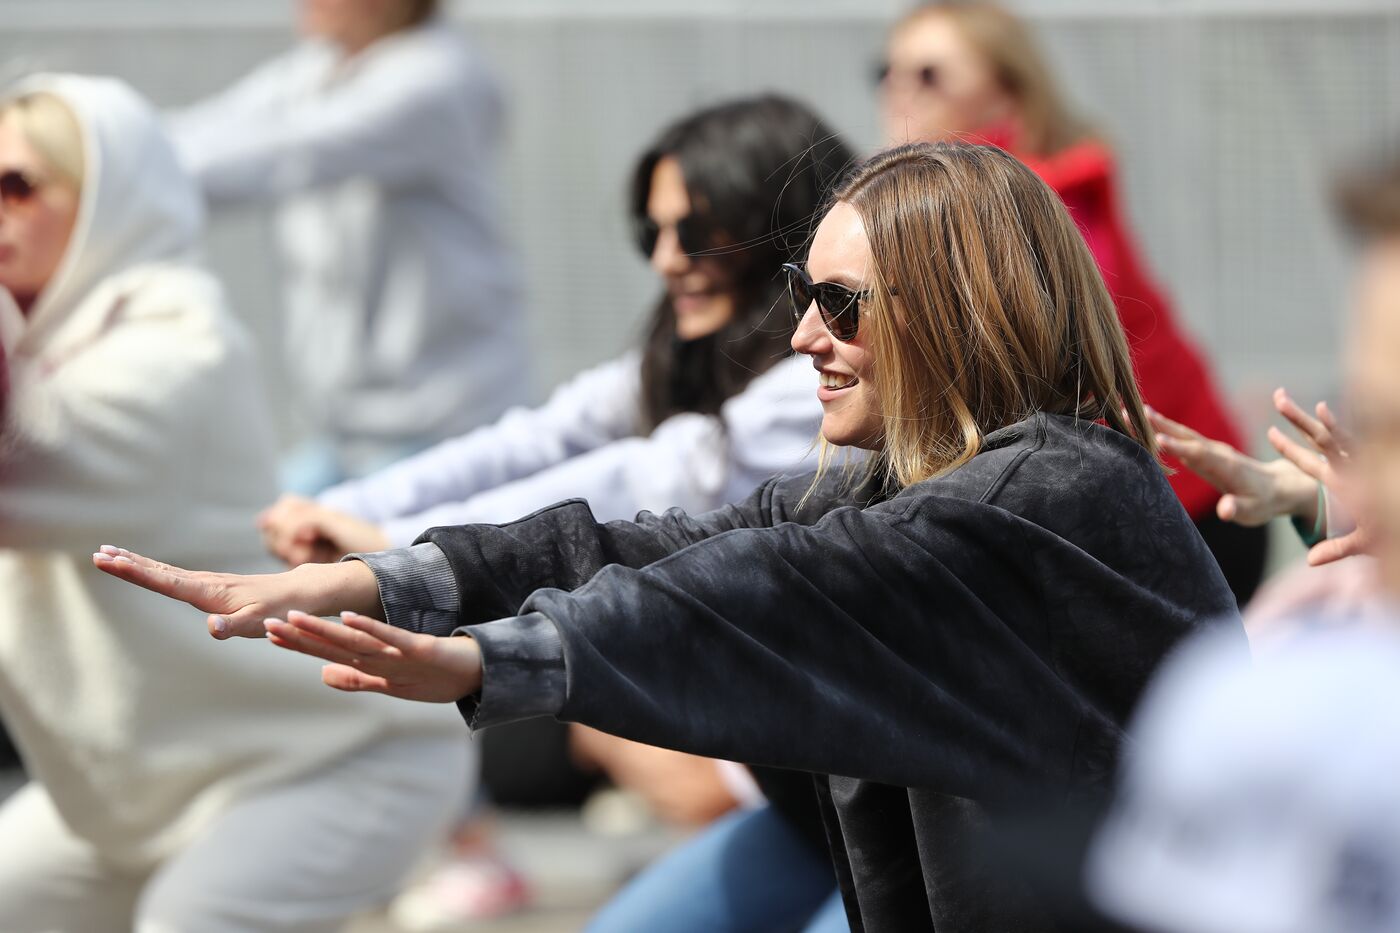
[{"left": 816, "top": 368, "right": 859, "bottom": 401}]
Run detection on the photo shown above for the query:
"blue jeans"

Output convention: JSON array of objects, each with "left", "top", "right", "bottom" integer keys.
[{"left": 586, "top": 805, "right": 848, "bottom": 933}]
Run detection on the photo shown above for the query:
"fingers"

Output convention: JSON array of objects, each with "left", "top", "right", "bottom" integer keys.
[
  {"left": 1153, "top": 429, "right": 1247, "bottom": 495},
  {"left": 1267, "top": 426, "right": 1328, "bottom": 483},
  {"left": 1274, "top": 387, "right": 1340, "bottom": 457},
  {"left": 265, "top": 614, "right": 370, "bottom": 667},
  {"left": 92, "top": 548, "right": 201, "bottom": 602},
  {"left": 321, "top": 664, "right": 394, "bottom": 694},
  {"left": 1316, "top": 401, "right": 1355, "bottom": 452},
  {"left": 1308, "top": 529, "right": 1372, "bottom": 567},
  {"left": 1217, "top": 494, "right": 1239, "bottom": 522},
  {"left": 340, "top": 612, "right": 425, "bottom": 654},
  {"left": 1145, "top": 406, "right": 1201, "bottom": 442},
  {"left": 289, "top": 610, "right": 403, "bottom": 653}
]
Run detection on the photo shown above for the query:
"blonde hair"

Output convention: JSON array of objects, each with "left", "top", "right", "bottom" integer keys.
[
  {"left": 896, "top": 1, "right": 1092, "bottom": 157},
  {"left": 822, "top": 142, "right": 1155, "bottom": 489},
  {"left": 0, "top": 92, "right": 84, "bottom": 190}
]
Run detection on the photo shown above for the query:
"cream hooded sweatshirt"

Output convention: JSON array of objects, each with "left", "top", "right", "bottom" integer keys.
[{"left": 0, "top": 75, "right": 460, "bottom": 867}]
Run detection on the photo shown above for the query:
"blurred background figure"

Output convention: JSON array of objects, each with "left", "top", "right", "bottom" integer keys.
[
  {"left": 167, "top": 0, "right": 527, "bottom": 494},
  {"left": 1087, "top": 625, "right": 1400, "bottom": 933},
  {"left": 876, "top": 0, "right": 1266, "bottom": 606},
  {"left": 0, "top": 73, "right": 468, "bottom": 932},
  {"left": 255, "top": 94, "right": 851, "bottom": 930},
  {"left": 1141, "top": 148, "right": 1400, "bottom": 637},
  {"left": 1035, "top": 144, "right": 1400, "bottom": 933}
]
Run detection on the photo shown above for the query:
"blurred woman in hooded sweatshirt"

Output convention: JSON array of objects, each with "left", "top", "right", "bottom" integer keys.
[{"left": 0, "top": 74, "right": 467, "bottom": 932}]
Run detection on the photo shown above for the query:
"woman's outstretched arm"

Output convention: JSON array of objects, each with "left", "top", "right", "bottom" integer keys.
[
  {"left": 274, "top": 495, "right": 1133, "bottom": 799},
  {"left": 92, "top": 546, "right": 383, "bottom": 638}
]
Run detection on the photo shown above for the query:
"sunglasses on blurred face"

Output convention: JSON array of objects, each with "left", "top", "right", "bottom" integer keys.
[
  {"left": 874, "top": 62, "right": 940, "bottom": 90},
  {"left": 635, "top": 215, "right": 723, "bottom": 260},
  {"left": 784, "top": 262, "right": 898, "bottom": 343},
  {"left": 0, "top": 170, "right": 42, "bottom": 209}
]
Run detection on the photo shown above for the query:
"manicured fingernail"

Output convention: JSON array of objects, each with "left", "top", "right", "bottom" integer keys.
[
  {"left": 341, "top": 611, "right": 355, "bottom": 620},
  {"left": 93, "top": 552, "right": 111, "bottom": 562},
  {"left": 114, "top": 555, "right": 133, "bottom": 564},
  {"left": 99, "top": 545, "right": 119, "bottom": 555}
]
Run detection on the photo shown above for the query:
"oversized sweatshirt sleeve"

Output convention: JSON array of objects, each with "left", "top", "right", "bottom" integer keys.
[
  {"left": 355, "top": 355, "right": 819, "bottom": 545},
  {"left": 168, "top": 34, "right": 497, "bottom": 202},
  {"left": 318, "top": 354, "right": 644, "bottom": 529},
  {"left": 458, "top": 495, "right": 1088, "bottom": 798},
  {"left": 352, "top": 471, "right": 831, "bottom": 637},
  {"left": 0, "top": 281, "right": 267, "bottom": 552}
]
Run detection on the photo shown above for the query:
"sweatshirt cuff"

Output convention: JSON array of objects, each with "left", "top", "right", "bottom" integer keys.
[
  {"left": 454, "top": 612, "right": 567, "bottom": 730},
  {"left": 342, "top": 543, "right": 461, "bottom": 637}
]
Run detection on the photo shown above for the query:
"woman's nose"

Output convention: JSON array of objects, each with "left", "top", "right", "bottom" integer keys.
[
  {"left": 790, "top": 303, "right": 831, "bottom": 356},
  {"left": 650, "top": 226, "right": 689, "bottom": 278}
]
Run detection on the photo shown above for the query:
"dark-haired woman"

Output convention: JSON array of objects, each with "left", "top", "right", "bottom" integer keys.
[
  {"left": 259, "top": 93, "right": 848, "bottom": 561},
  {"left": 253, "top": 93, "right": 854, "bottom": 924},
  {"left": 99, "top": 142, "right": 1241, "bottom": 932}
]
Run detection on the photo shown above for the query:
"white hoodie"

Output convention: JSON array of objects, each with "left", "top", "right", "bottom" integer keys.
[{"left": 0, "top": 75, "right": 459, "bottom": 867}]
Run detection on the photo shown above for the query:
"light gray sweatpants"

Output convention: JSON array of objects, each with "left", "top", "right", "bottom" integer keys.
[{"left": 0, "top": 732, "right": 471, "bottom": 933}]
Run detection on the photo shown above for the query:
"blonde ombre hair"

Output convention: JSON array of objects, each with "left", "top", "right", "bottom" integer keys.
[
  {"left": 0, "top": 91, "right": 84, "bottom": 190},
  {"left": 896, "top": 1, "right": 1092, "bottom": 157},
  {"left": 823, "top": 142, "right": 1155, "bottom": 488}
]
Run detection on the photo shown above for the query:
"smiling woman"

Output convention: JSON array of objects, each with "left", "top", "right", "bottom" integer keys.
[{"left": 97, "top": 141, "right": 1243, "bottom": 932}]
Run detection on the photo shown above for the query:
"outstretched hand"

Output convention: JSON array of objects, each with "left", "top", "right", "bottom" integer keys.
[
  {"left": 265, "top": 611, "right": 482, "bottom": 703},
  {"left": 1267, "top": 389, "right": 1371, "bottom": 566},
  {"left": 1148, "top": 405, "right": 1316, "bottom": 526},
  {"left": 91, "top": 546, "right": 382, "bottom": 639},
  {"left": 257, "top": 495, "right": 391, "bottom": 566},
  {"left": 1149, "top": 389, "right": 1372, "bottom": 567}
]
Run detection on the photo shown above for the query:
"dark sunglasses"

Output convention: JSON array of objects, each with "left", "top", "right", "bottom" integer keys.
[
  {"left": 783, "top": 262, "right": 894, "bottom": 343},
  {"left": 635, "top": 215, "right": 721, "bottom": 259},
  {"left": 873, "top": 62, "right": 940, "bottom": 90},
  {"left": 0, "top": 170, "right": 41, "bottom": 208}
]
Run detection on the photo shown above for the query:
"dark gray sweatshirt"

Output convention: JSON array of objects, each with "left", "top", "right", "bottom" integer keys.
[{"left": 359, "top": 412, "right": 1243, "bottom": 931}]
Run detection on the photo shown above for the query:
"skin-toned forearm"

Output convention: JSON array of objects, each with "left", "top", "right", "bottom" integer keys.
[{"left": 286, "top": 559, "right": 384, "bottom": 620}]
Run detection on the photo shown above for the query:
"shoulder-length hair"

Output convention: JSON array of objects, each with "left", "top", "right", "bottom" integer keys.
[
  {"left": 630, "top": 95, "right": 854, "bottom": 431},
  {"left": 826, "top": 142, "right": 1156, "bottom": 488},
  {"left": 895, "top": 1, "right": 1094, "bottom": 157}
]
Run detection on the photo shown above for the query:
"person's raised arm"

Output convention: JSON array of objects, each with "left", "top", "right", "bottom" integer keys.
[
  {"left": 308, "top": 355, "right": 644, "bottom": 536},
  {"left": 91, "top": 546, "right": 384, "bottom": 639},
  {"left": 1147, "top": 405, "right": 1318, "bottom": 526},
  {"left": 169, "top": 41, "right": 497, "bottom": 202},
  {"left": 311, "top": 355, "right": 818, "bottom": 552}
]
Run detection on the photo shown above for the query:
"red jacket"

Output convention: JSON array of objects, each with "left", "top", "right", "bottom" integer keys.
[{"left": 1014, "top": 138, "right": 1243, "bottom": 520}]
